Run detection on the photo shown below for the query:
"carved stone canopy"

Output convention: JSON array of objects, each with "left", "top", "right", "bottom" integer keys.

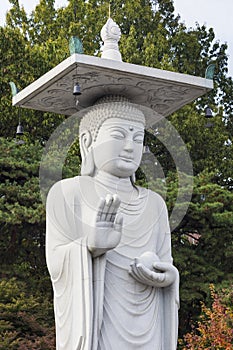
[{"left": 13, "top": 53, "right": 213, "bottom": 118}]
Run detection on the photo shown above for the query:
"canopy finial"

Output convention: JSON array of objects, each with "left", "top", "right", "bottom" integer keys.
[{"left": 100, "top": 17, "right": 122, "bottom": 61}]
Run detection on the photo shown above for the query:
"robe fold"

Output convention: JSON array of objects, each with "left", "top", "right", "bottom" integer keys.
[{"left": 46, "top": 176, "right": 179, "bottom": 350}]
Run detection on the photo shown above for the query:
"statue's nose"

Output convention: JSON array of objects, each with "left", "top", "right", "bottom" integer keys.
[{"left": 123, "top": 139, "right": 134, "bottom": 152}]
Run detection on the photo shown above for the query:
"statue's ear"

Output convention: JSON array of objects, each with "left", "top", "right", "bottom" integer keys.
[
  {"left": 79, "top": 130, "right": 95, "bottom": 176},
  {"left": 79, "top": 130, "right": 92, "bottom": 158}
]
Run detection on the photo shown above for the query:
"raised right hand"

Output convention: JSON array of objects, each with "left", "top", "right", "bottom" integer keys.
[{"left": 87, "top": 194, "right": 123, "bottom": 258}]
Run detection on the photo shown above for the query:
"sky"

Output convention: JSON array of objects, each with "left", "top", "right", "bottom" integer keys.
[{"left": 0, "top": 0, "right": 232, "bottom": 78}]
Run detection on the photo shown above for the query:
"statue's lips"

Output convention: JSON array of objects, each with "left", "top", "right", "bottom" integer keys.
[{"left": 119, "top": 156, "right": 134, "bottom": 162}]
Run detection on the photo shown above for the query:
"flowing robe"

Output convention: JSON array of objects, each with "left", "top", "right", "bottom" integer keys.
[{"left": 46, "top": 176, "right": 179, "bottom": 350}]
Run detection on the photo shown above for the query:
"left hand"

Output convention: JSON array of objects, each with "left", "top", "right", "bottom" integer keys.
[{"left": 129, "top": 259, "right": 178, "bottom": 288}]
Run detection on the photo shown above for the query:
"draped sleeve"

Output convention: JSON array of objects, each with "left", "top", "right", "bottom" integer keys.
[
  {"left": 46, "top": 178, "right": 93, "bottom": 350},
  {"left": 151, "top": 191, "right": 179, "bottom": 349}
]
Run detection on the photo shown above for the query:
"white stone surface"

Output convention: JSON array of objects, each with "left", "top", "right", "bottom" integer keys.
[
  {"left": 13, "top": 53, "right": 213, "bottom": 117},
  {"left": 46, "top": 102, "right": 179, "bottom": 349},
  {"left": 100, "top": 18, "right": 122, "bottom": 61}
]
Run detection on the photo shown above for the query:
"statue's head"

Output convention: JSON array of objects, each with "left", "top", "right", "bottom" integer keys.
[{"left": 79, "top": 96, "right": 145, "bottom": 178}]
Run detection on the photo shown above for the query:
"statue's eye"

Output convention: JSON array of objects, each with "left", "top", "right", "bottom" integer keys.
[
  {"left": 110, "top": 130, "right": 125, "bottom": 139},
  {"left": 133, "top": 135, "right": 144, "bottom": 144}
]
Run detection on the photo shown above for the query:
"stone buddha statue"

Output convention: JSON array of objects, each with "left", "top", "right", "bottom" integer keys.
[{"left": 46, "top": 97, "right": 179, "bottom": 350}]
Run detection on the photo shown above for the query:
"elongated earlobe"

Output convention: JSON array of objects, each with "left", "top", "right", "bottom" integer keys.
[
  {"left": 79, "top": 130, "right": 95, "bottom": 176},
  {"left": 81, "top": 148, "right": 95, "bottom": 176}
]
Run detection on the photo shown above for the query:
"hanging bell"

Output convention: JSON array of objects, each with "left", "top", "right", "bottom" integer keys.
[
  {"left": 73, "top": 82, "right": 81, "bottom": 96},
  {"left": 16, "top": 122, "right": 24, "bottom": 136},
  {"left": 141, "top": 145, "right": 152, "bottom": 166},
  {"left": 205, "top": 107, "right": 213, "bottom": 118},
  {"left": 143, "top": 145, "right": 151, "bottom": 154}
]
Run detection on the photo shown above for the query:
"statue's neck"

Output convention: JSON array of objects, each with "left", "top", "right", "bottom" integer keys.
[{"left": 94, "top": 170, "right": 136, "bottom": 194}]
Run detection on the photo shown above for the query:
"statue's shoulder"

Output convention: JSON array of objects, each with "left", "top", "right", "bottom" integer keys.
[
  {"left": 48, "top": 176, "right": 77, "bottom": 194},
  {"left": 138, "top": 186, "right": 166, "bottom": 209},
  {"left": 47, "top": 176, "right": 95, "bottom": 198},
  {"left": 47, "top": 177, "right": 82, "bottom": 204}
]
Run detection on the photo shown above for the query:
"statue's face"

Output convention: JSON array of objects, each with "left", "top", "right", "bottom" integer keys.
[{"left": 92, "top": 117, "right": 144, "bottom": 178}]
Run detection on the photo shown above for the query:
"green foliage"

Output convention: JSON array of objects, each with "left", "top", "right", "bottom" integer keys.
[
  {"left": 169, "top": 106, "right": 232, "bottom": 185},
  {"left": 0, "top": 135, "right": 81, "bottom": 271},
  {"left": 172, "top": 171, "right": 233, "bottom": 333},
  {"left": 0, "top": 138, "right": 45, "bottom": 270},
  {"left": 0, "top": 278, "right": 55, "bottom": 349},
  {"left": 0, "top": 138, "right": 56, "bottom": 347}
]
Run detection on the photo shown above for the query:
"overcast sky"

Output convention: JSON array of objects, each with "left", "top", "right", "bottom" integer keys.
[{"left": 0, "top": 0, "right": 232, "bottom": 78}]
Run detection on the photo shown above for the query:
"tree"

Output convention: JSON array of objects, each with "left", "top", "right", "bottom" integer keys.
[
  {"left": 0, "top": 136, "right": 81, "bottom": 347},
  {"left": 179, "top": 284, "right": 233, "bottom": 350},
  {"left": 169, "top": 107, "right": 233, "bottom": 187},
  {"left": 169, "top": 170, "right": 233, "bottom": 331},
  {"left": 0, "top": 278, "right": 55, "bottom": 350},
  {"left": 0, "top": 23, "right": 65, "bottom": 142},
  {"left": 0, "top": 136, "right": 80, "bottom": 279},
  {"left": 0, "top": 138, "right": 46, "bottom": 285}
]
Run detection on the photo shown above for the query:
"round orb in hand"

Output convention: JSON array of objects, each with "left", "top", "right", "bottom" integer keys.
[{"left": 138, "top": 251, "right": 160, "bottom": 271}]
